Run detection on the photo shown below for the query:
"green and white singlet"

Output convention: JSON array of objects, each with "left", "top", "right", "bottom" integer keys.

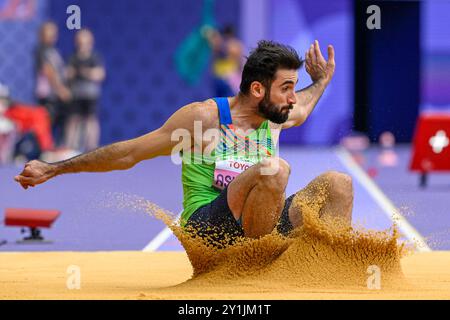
[{"left": 180, "top": 97, "right": 275, "bottom": 226}]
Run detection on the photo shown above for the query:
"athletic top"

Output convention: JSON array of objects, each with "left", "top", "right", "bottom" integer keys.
[
  {"left": 180, "top": 97, "right": 275, "bottom": 226},
  {"left": 35, "top": 45, "right": 66, "bottom": 100},
  {"left": 68, "top": 52, "right": 104, "bottom": 100}
]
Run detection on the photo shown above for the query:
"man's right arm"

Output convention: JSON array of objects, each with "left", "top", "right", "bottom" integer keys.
[{"left": 14, "top": 102, "right": 204, "bottom": 189}]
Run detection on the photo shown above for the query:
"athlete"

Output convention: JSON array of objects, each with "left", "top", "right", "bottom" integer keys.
[{"left": 14, "top": 40, "right": 353, "bottom": 246}]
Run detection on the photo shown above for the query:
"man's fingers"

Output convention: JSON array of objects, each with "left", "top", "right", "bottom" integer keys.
[
  {"left": 309, "top": 45, "right": 317, "bottom": 65},
  {"left": 305, "top": 49, "right": 312, "bottom": 63},
  {"left": 311, "top": 45, "right": 317, "bottom": 63},
  {"left": 327, "top": 45, "right": 335, "bottom": 65},
  {"left": 21, "top": 166, "right": 36, "bottom": 177},
  {"left": 314, "top": 40, "right": 326, "bottom": 64},
  {"left": 19, "top": 170, "right": 31, "bottom": 178},
  {"left": 305, "top": 53, "right": 313, "bottom": 69},
  {"left": 17, "top": 177, "right": 28, "bottom": 189},
  {"left": 305, "top": 63, "right": 311, "bottom": 73},
  {"left": 15, "top": 176, "right": 35, "bottom": 189}
]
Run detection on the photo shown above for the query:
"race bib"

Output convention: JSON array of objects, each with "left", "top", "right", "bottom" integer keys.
[{"left": 213, "top": 159, "right": 255, "bottom": 190}]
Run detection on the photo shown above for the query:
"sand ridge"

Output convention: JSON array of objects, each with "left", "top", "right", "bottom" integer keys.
[{"left": 102, "top": 185, "right": 410, "bottom": 291}]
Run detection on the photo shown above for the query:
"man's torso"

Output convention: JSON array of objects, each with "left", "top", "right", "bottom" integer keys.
[{"left": 180, "top": 98, "right": 282, "bottom": 225}]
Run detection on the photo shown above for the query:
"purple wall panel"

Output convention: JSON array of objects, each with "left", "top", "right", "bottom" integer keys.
[{"left": 269, "top": 0, "right": 354, "bottom": 145}]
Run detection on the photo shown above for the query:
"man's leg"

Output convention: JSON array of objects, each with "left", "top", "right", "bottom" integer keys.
[
  {"left": 84, "top": 114, "right": 100, "bottom": 152},
  {"left": 288, "top": 171, "right": 353, "bottom": 229},
  {"left": 64, "top": 114, "right": 82, "bottom": 150},
  {"left": 227, "top": 157, "right": 290, "bottom": 238}
]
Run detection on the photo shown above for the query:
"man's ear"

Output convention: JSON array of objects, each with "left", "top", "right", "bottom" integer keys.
[{"left": 249, "top": 81, "right": 265, "bottom": 99}]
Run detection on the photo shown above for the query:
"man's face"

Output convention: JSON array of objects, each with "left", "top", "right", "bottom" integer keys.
[
  {"left": 42, "top": 24, "right": 58, "bottom": 46},
  {"left": 257, "top": 69, "right": 298, "bottom": 124},
  {"left": 76, "top": 30, "right": 94, "bottom": 53}
]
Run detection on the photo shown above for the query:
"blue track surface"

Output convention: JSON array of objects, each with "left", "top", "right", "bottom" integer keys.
[{"left": 1, "top": 145, "right": 448, "bottom": 252}]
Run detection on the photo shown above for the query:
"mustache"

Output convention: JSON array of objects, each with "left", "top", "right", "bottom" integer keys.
[{"left": 282, "top": 104, "right": 294, "bottom": 111}]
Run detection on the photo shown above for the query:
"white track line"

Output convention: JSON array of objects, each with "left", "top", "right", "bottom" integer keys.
[
  {"left": 142, "top": 210, "right": 182, "bottom": 252},
  {"left": 335, "top": 147, "right": 431, "bottom": 252}
]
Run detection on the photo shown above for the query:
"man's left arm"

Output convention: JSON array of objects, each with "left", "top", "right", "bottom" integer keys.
[{"left": 283, "top": 40, "right": 335, "bottom": 129}]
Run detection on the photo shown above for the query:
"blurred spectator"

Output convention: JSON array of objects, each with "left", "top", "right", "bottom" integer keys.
[
  {"left": 34, "top": 21, "right": 71, "bottom": 147},
  {"left": 0, "top": 83, "right": 16, "bottom": 164},
  {"left": 206, "top": 25, "right": 243, "bottom": 97},
  {"left": 0, "top": 82, "right": 54, "bottom": 163},
  {"left": 65, "top": 28, "right": 105, "bottom": 152}
]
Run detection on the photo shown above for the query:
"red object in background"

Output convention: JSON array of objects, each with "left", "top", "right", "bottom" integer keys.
[
  {"left": 351, "top": 152, "right": 366, "bottom": 166},
  {"left": 410, "top": 113, "right": 450, "bottom": 172},
  {"left": 4, "top": 208, "right": 60, "bottom": 228},
  {"left": 367, "top": 167, "right": 378, "bottom": 178},
  {"left": 0, "top": 0, "right": 36, "bottom": 20},
  {"left": 4, "top": 102, "right": 54, "bottom": 151}
]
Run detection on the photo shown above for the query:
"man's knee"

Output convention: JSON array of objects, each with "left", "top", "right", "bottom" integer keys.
[
  {"left": 258, "top": 157, "right": 290, "bottom": 190},
  {"left": 322, "top": 170, "right": 353, "bottom": 198}
]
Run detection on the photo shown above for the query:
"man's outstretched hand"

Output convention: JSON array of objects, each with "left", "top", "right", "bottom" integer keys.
[
  {"left": 305, "top": 40, "right": 335, "bottom": 85},
  {"left": 14, "top": 160, "right": 56, "bottom": 190}
]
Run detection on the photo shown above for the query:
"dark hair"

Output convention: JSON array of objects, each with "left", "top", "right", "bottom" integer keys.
[
  {"left": 239, "top": 40, "right": 303, "bottom": 95},
  {"left": 221, "top": 25, "right": 235, "bottom": 37}
]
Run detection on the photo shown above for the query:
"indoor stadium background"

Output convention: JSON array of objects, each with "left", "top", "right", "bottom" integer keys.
[{"left": 0, "top": 0, "right": 449, "bottom": 299}]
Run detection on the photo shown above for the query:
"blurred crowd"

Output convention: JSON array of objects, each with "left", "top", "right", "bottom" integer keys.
[
  {"left": 205, "top": 25, "right": 243, "bottom": 97},
  {"left": 0, "top": 21, "right": 105, "bottom": 165},
  {"left": 0, "top": 20, "right": 245, "bottom": 166}
]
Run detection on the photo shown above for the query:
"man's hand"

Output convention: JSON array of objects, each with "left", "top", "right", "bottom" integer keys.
[
  {"left": 305, "top": 40, "right": 335, "bottom": 85},
  {"left": 283, "top": 41, "right": 336, "bottom": 129},
  {"left": 14, "top": 160, "right": 56, "bottom": 190},
  {"left": 57, "top": 85, "right": 72, "bottom": 103}
]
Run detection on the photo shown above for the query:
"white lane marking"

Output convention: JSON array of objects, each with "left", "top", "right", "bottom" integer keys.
[
  {"left": 335, "top": 147, "right": 431, "bottom": 252},
  {"left": 142, "top": 210, "right": 182, "bottom": 252}
]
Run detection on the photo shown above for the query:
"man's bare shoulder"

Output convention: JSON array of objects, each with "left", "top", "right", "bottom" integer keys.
[{"left": 182, "top": 99, "right": 219, "bottom": 128}]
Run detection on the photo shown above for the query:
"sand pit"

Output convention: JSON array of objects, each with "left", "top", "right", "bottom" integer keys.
[
  {"left": 1, "top": 251, "right": 450, "bottom": 300},
  {"left": 2, "top": 188, "right": 448, "bottom": 300}
]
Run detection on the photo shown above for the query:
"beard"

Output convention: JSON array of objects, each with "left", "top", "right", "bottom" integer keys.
[{"left": 257, "top": 91, "right": 293, "bottom": 124}]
